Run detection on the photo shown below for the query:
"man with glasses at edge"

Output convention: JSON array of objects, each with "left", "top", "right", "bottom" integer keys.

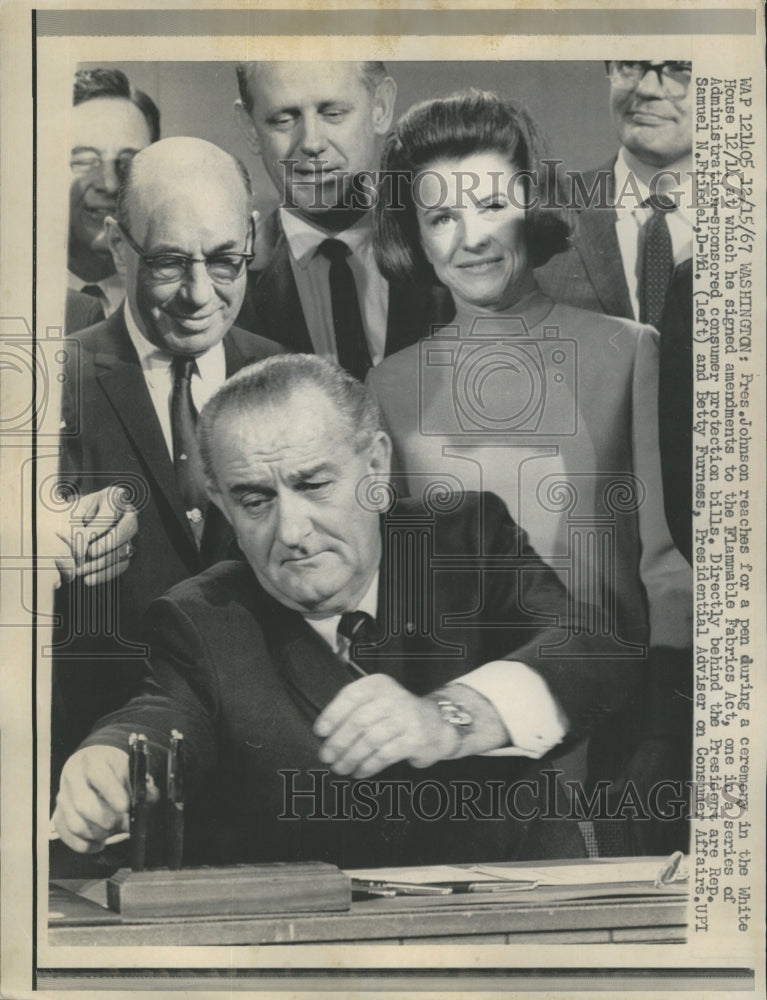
[
  {"left": 53, "top": 138, "right": 282, "bottom": 809},
  {"left": 66, "top": 68, "right": 161, "bottom": 333},
  {"left": 537, "top": 60, "right": 694, "bottom": 857}
]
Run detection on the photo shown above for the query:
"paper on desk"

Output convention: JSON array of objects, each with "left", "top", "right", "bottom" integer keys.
[
  {"left": 347, "top": 856, "right": 688, "bottom": 887},
  {"left": 472, "top": 857, "right": 688, "bottom": 886}
]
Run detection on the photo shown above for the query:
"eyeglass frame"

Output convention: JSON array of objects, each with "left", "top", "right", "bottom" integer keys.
[
  {"left": 70, "top": 151, "right": 138, "bottom": 183},
  {"left": 604, "top": 60, "right": 693, "bottom": 94},
  {"left": 116, "top": 219, "right": 256, "bottom": 285}
]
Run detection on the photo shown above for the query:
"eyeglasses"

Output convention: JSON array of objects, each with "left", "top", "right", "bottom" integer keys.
[
  {"left": 70, "top": 153, "right": 137, "bottom": 183},
  {"left": 118, "top": 222, "right": 255, "bottom": 285},
  {"left": 606, "top": 61, "right": 692, "bottom": 96}
]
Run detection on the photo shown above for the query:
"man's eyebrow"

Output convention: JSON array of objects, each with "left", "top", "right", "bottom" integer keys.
[
  {"left": 143, "top": 238, "right": 245, "bottom": 255},
  {"left": 288, "top": 461, "right": 337, "bottom": 483},
  {"left": 229, "top": 482, "right": 273, "bottom": 498},
  {"left": 70, "top": 145, "right": 142, "bottom": 156},
  {"left": 317, "top": 100, "right": 353, "bottom": 112},
  {"left": 265, "top": 104, "right": 300, "bottom": 119}
]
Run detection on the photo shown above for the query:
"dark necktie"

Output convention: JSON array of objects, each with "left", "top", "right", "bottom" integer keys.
[
  {"left": 337, "top": 610, "right": 378, "bottom": 677},
  {"left": 319, "top": 239, "right": 372, "bottom": 381},
  {"left": 79, "top": 284, "right": 106, "bottom": 321},
  {"left": 171, "top": 355, "right": 207, "bottom": 546},
  {"left": 639, "top": 195, "right": 677, "bottom": 329}
]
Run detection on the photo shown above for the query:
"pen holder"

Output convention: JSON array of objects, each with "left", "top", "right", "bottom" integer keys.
[{"left": 106, "top": 862, "right": 351, "bottom": 920}]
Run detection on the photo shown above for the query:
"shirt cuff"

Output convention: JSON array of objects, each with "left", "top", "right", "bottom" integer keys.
[{"left": 454, "top": 660, "right": 568, "bottom": 758}]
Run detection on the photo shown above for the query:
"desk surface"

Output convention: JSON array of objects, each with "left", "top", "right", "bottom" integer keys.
[{"left": 48, "top": 859, "right": 688, "bottom": 947}]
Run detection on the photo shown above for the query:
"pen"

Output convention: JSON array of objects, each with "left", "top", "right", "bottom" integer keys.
[
  {"left": 166, "top": 729, "right": 185, "bottom": 870},
  {"left": 654, "top": 850, "right": 685, "bottom": 888},
  {"left": 129, "top": 732, "right": 149, "bottom": 872},
  {"left": 350, "top": 879, "right": 452, "bottom": 896}
]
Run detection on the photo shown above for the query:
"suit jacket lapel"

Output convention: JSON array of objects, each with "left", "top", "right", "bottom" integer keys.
[
  {"left": 93, "top": 314, "right": 200, "bottom": 553},
  {"left": 574, "top": 162, "right": 633, "bottom": 319},
  {"left": 385, "top": 280, "right": 454, "bottom": 357},
  {"left": 575, "top": 208, "right": 634, "bottom": 319},
  {"left": 252, "top": 229, "right": 313, "bottom": 353},
  {"left": 268, "top": 606, "right": 353, "bottom": 719}
]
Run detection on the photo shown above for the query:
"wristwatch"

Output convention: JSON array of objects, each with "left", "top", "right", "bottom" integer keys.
[{"left": 431, "top": 695, "right": 474, "bottom": 737}]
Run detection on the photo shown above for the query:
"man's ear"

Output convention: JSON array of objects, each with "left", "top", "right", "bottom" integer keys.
[
  {"left": 367, "top": 430, "right": 393, "bottom": 477},
  {"left": 103, "top": 217, "right": 128, "bottom": 276},
  {"left": 235, "top": 100, "right": 262, "bottom": 155},
  {"left": 371, "top": 76, "right": 397, "bottom": 136}
]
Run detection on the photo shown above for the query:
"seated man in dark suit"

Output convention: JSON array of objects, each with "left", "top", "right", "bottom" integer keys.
[
  {"left": 53, "top": 356, "right": 646, "bottom": 868},
  {"left": 66, "top": 68, "right": 161, "bottom": 331},
  {"left": 54, "top": 137, "right": 282, "bottom": 775},
  {"left": 233, "top": 61, "right": 453, "bottom": 378}
]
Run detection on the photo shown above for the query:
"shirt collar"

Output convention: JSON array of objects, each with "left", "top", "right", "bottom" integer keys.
[
  {"left": 279, "top": 206, "right": 374, "bottom": 269},
  {"left": 68, "top": 269, "right": 126, "bottom": 308},
  {"left": 123, "top": 298, "right": 226, "bottom": 382},
  {"left": 615, "top": 147, "right": 694, "bottom": 222},
  {"left": 303, "top": 571, "right": 380, "bottom": 654}
]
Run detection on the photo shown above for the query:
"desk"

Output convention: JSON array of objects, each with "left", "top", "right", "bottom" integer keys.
[{"left": 48, "top": 859, "right": 687, "bottom": 947}]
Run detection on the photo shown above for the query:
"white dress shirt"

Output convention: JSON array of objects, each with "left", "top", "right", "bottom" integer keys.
[
  {"left": 279, "top": 207, "right": 389, "bottom": 365},
  {"left": 123, "top": 300, "right": 226, "bottom": 460},
  {"left": 68, "top": 268, "right": 126, "bottom": 318},
  {"left": 304, "top": 573, "right": 567, "bottom": 759},
  {"left": 613, "top": 147, "right": 694, "bottom": 320}
]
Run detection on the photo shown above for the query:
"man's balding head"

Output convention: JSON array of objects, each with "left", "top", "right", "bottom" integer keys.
[
  {"left": 116, "top": 136, "right": 252, "bottom": 232},
  {"left": 106, "top": 137, "right": 255, "bottom": 357}
]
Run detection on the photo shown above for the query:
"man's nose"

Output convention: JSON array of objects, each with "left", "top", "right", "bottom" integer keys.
[
  {"left": 634, "top": 65, "right": 667, "bottom": 97},
  {"left": 179, "top": 261, "right": 215, "bottom": 309},
  {"left": 298, "top": 112, "right": 329, "bottom": 157},
  {"left": 94, "top": 158, "right": 120, "bottom": 194},
  {"left": 274, "top": 494, "right": 313, "bottom": 548}
]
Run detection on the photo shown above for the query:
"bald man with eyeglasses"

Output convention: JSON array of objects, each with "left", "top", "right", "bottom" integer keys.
[{"left": 54, "top": 138, "right": 282, "bottom": 787}]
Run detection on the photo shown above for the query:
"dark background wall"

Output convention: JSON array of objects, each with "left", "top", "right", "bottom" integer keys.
[{"left": 80, "top": 61, "right": 616, "bottom": 215}]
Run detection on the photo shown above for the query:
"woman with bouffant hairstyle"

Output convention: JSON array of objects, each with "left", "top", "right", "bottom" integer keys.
[{"left": 369, "top": 92, "right": 691, "bottom": 804}]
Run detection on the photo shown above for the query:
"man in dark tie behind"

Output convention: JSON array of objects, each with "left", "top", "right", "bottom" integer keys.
[
  {"left": 233, "top": 61, "right": 453, "bottom": 378},
  {"left": 53, "top": 355, "right": 646, "bottom": 869},
  {"left": 54, "top": 137, "right": 282, "bottom": 769}
]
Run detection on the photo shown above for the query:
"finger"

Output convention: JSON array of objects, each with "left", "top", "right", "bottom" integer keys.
[
  {"left": 352, "top": 733, "right": 415, "bottom": 779},
  {"left": 322, "top": 716, "right": 405, "bottom": 775},
  {"left": 113, "top": 508, "right": 138, "bottom": 546},
  {"left": 70, "top": 528, "right": 87, "bottom": 567},
  {"left": 318, "top": 701, "right": 399, "bottom": 763},
  {"left": 61, "top": 781, "right": 125, "bottom": 840},
  {"left": 82, "top": 528, "right": 121, "bottom": 562},
  {"left": 314, "top": 674, "right": 392, "bottom": 738},
  {"left": 51, "top": 807, "right": 109, "bottom": 854},
  {"left": 54, "top": 554, "right": 77, "bottom": 584},
  {"left": 145, "top": 774, "right": 161, "bottom": 805},
  {"left": 77, "top": 490, "right": 102, "bottom": 526},
  {"left": 53, "top": 790, "right": 124, "bottom": 851},
  {"left": 82, "top": 557, "right": 130, "bottom": 586}
]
